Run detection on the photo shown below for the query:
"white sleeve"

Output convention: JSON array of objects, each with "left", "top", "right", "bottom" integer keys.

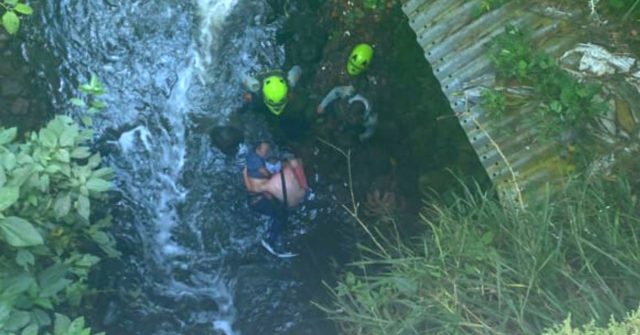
[
  {"left": 287, "top": 65, "right": 303, "bottom": 88},
  {"left": 241, "top": 73, "right": 261, "bottom": 93}
]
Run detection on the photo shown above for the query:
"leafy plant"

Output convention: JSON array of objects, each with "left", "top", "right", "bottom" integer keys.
[
  {"left": 0, "top": 0, "right": 32, "bottom": 35},
  {"left": 70, "top": 74, "right": 107, "bottom": 127},
  {"left": 0, "top": 77, "right": 117, "bottom": 334},
  {"left": 321, "top": 176, "right": 640, "bottom": 334},
  {"left": 488, "top": 26, "right": 606, "bottom": 141},
  {"left": 51, "top": 314, "right": 104, "bottom": 335},
  {"left": 471, "top": 0, "right": 511, "bottom": 17},
  {"left": 480, "top": 88, "right": 507, "bottom": 115},
  {"left": 543, "top": 307, "right": 640, "bottom": 334},
  {"left": 362, "top": 0, "right": 384, "bottom": 11}
]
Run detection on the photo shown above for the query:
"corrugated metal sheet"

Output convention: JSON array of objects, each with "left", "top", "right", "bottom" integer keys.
[{"left": 402, "top": 0, "right": 585, "bottom": 205}]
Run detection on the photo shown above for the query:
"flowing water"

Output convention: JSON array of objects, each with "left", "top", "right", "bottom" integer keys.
[{"left": 24, "top": 0, "right": 342, "bottom": 333}]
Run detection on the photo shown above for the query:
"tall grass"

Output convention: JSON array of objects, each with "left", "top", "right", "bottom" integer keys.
[{"left": 319, "top": 176, "right": 640, "bottom": 334}]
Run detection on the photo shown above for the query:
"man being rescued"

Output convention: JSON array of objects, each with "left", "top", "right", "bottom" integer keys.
[{"left": 243, "top": 141, "right": 308, "bottom": 253}]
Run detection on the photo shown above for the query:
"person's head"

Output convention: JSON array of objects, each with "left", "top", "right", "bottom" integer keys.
[
  {"left": 255, "top": 141, "right": 271, "bottom": 158},
  {"left": 262, "top": 75, "right": 288, "bottom": 115},
  {"left": 347, "top": 43, "right": 374, "bottom": 76}
]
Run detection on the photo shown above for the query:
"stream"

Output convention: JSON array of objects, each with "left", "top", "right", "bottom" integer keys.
[{"left": 23, "top": 0, "right": 343, "bottom": 334}]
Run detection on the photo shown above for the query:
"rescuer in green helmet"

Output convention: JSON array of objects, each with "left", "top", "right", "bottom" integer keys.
[
  {"left": 241, "top": 66, "right": 302, "bottom": 116},
  {"left": 347, "top": 43, "right": 374, "bottom": 76},
  {"left": 262, "top": 75, "right": 289, "bottom": 115}
]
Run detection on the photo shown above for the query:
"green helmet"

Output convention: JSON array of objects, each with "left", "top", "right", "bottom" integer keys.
[
  {"left": 262, "top": 75, "right": 289, "bottom": 116},
  {"left": 347, "top": 43, "right": 374, "bottom": 76}
]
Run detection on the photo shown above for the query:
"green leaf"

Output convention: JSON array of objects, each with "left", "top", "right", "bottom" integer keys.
[
  {"left": 38, "top": 263, "right": 68, "bottom": 290},
  {"left": 0, "top": 186, "right": 19, "bottom": 211},
  {"left": 87, "top": 154, "right": 101, "bottom": 168},
  {"left": 76, "top": 254, "right": 100, "bottom": 268},
  {"left": 5, "top": 0, "right": 18, "bottom": 6},
  {"left": 16, "top": 249, "right": 35, "bottom": 268},
  {"left": 45, "top": 164, "right": 62, "bottom": 174},
  {"left": 86, "top": 178, "right": 111, "bottom": 193},
  {"left": 0, "top": 166, "right": 6, "bottom": 188},
  {"left": 90, "top": 74, "right": 99, "bottom": 88},
  {"left": 90, "top": 231, "right": 109, "bottom": 245},
  {"left": 0, "top": 302, "right": 11, "bottom": 324},
  {"left": 2, "top": 11, "right": 20, "bottom": 35},
  {"left": 90, "top": 100, "right": 106, "bottom": 109},
  {"left": 91, "top": 167, "right": 112, "bottom": 179},
  {"left": 39, "top": 278, "right": 72, "bottom": 298},
  {"left": 59, "top": 126, "right": 79, "bottom": 147},
  {"left": 34, "top": 297, "right": 53, "bottom": 310},
  {"left": 54, "top": 149, "right": 70, "bottom": 163},
  {"left": 70, "top": 98, "right": 86, "bottom": 107},
  {"left": 71, "top": 147, "right": 91, "bottom": 159},
  {"left": 0, "top": 127, "right": 17, "bottom": 145},
  {"left": 8, "top": 166, "right": 34, "bottom": 188},
  {"left": 2, "top": 273, "right": 35, "bottom": 296},
  {"left": 81, "top": 116, "right": 93, "bottom": 127},
  {"left": 4, "top": 310, "right": 30, "bottom": 331},
  {"left": 48, "top": 117, "right": 68, "bottom": 136},
  {"left": 54, "top": 314, "right": 72, "bottom": 335},
  {"left": 53, "top": 193, "right": 71, "bottom": 218},
  {"left": 0, "top": 216, "right": 44, "bottom": 247},
  {"left": 31, "top": 309, "right": 51, "bottom": 327},
  {"left": 68, "top": 317, "right": 86, "bottom": 333},
  {"left": 21, "top": 324, "right": 39, "bottom": 335},
  {"left": 14, "top": 3, "right": 33, "bottom": 15},
  {"left": 481, "top": 231, "right": 495, "bottom": 245},
  {"left": 3, "top": 152, "right": 17, "bottom": 171},
  {"left": 78, "top": 84, "right": 93, "bottom": 94},
  {"left": 77, "top": 195, "right": 90, "bottom": 220},
  {"left": 39, "top": 128, "right": 57, "bottom": 148}
]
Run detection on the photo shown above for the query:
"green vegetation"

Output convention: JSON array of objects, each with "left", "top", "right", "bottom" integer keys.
[
  {"left": 604, "top": 0, "right": 640, "bottom": 21},
  {"left": 321, "top": 176, "right": 640, "bottom": 334},
  {"left": 473, "top": 0, "right": 512, "bottom": 17},
  {"left": 0, "top": 0, "right": 32, "bottom": 35},
  {"left": 543, "top": 307, "right": 640, "bottom": 335},
  {"left": 483, "top": 26, "right": 606, "bottom": 141},
  {"left": 0, "top": 79, "right": 117, "bottom": 335}
]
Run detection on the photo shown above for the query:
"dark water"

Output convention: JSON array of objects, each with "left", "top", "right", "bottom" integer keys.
[{"left": 23, "top": 1, "right": 344, "bottom": 334}]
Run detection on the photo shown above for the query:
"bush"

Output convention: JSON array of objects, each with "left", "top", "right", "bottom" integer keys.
[
  {"left": 484, "top": 26, "right": 606, "bottom": 141},
  {"left": 321, "top": 176, "right": 640, "bottom": 334},
  {"left": 543, "top": 307, "right": 640, "bottom": 335},
  {"left": 0, "top": 115, "right": 117, "bottom": 334}
]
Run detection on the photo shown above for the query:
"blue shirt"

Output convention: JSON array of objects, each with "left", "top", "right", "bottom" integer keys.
[{"left": 246, "top": 151, "right": 267, "bottom": 179}]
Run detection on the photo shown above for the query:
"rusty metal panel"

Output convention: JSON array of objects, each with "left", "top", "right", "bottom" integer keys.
[{"left": 401, "top": 0, "right": 584, "bottom": 204}]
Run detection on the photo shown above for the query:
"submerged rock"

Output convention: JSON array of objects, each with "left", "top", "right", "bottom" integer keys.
[{"left": 209, "top": 126, "right": 244, "bottom": 156}]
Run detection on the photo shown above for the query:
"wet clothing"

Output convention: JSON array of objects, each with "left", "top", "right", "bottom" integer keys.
[
  {"left": 246, "top": 151, "right": 267, "bottom": 179},
  {"left": 248, "top": 194, "right": 286, "bottom": 246}
]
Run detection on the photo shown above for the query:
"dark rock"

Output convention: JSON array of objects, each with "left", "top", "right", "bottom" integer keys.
[
  {"left": 1, "top": 79, "right": 23, "bottom": 97},
  {"left": 209, "top": 126, "right": 244, "bottom": 156},
  {"left": 10, "top": 97, "right": 29, "bottom": 115}
]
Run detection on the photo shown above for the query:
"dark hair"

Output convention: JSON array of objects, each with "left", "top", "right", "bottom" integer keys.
[{"left": 254, "top": 140, "right": 271, "bottom": 151}]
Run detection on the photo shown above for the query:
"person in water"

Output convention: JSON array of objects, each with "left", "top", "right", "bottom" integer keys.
[
  {"left": 244, "top": 141, "right": 309, "bottom": 249},
  {"left": 246, "top": 141, "right": 272, "bottom": 179}
]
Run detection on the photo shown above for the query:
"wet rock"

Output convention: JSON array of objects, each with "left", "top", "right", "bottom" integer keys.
[
  {"left": 1, "top": 79, "right": 23, "bottom": 97},
  {"left": 10, "top": 97, "right": 29, "bottom": 115},
  {"left": 209, "top": 126, "right": 244, "bottom": 156}
]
